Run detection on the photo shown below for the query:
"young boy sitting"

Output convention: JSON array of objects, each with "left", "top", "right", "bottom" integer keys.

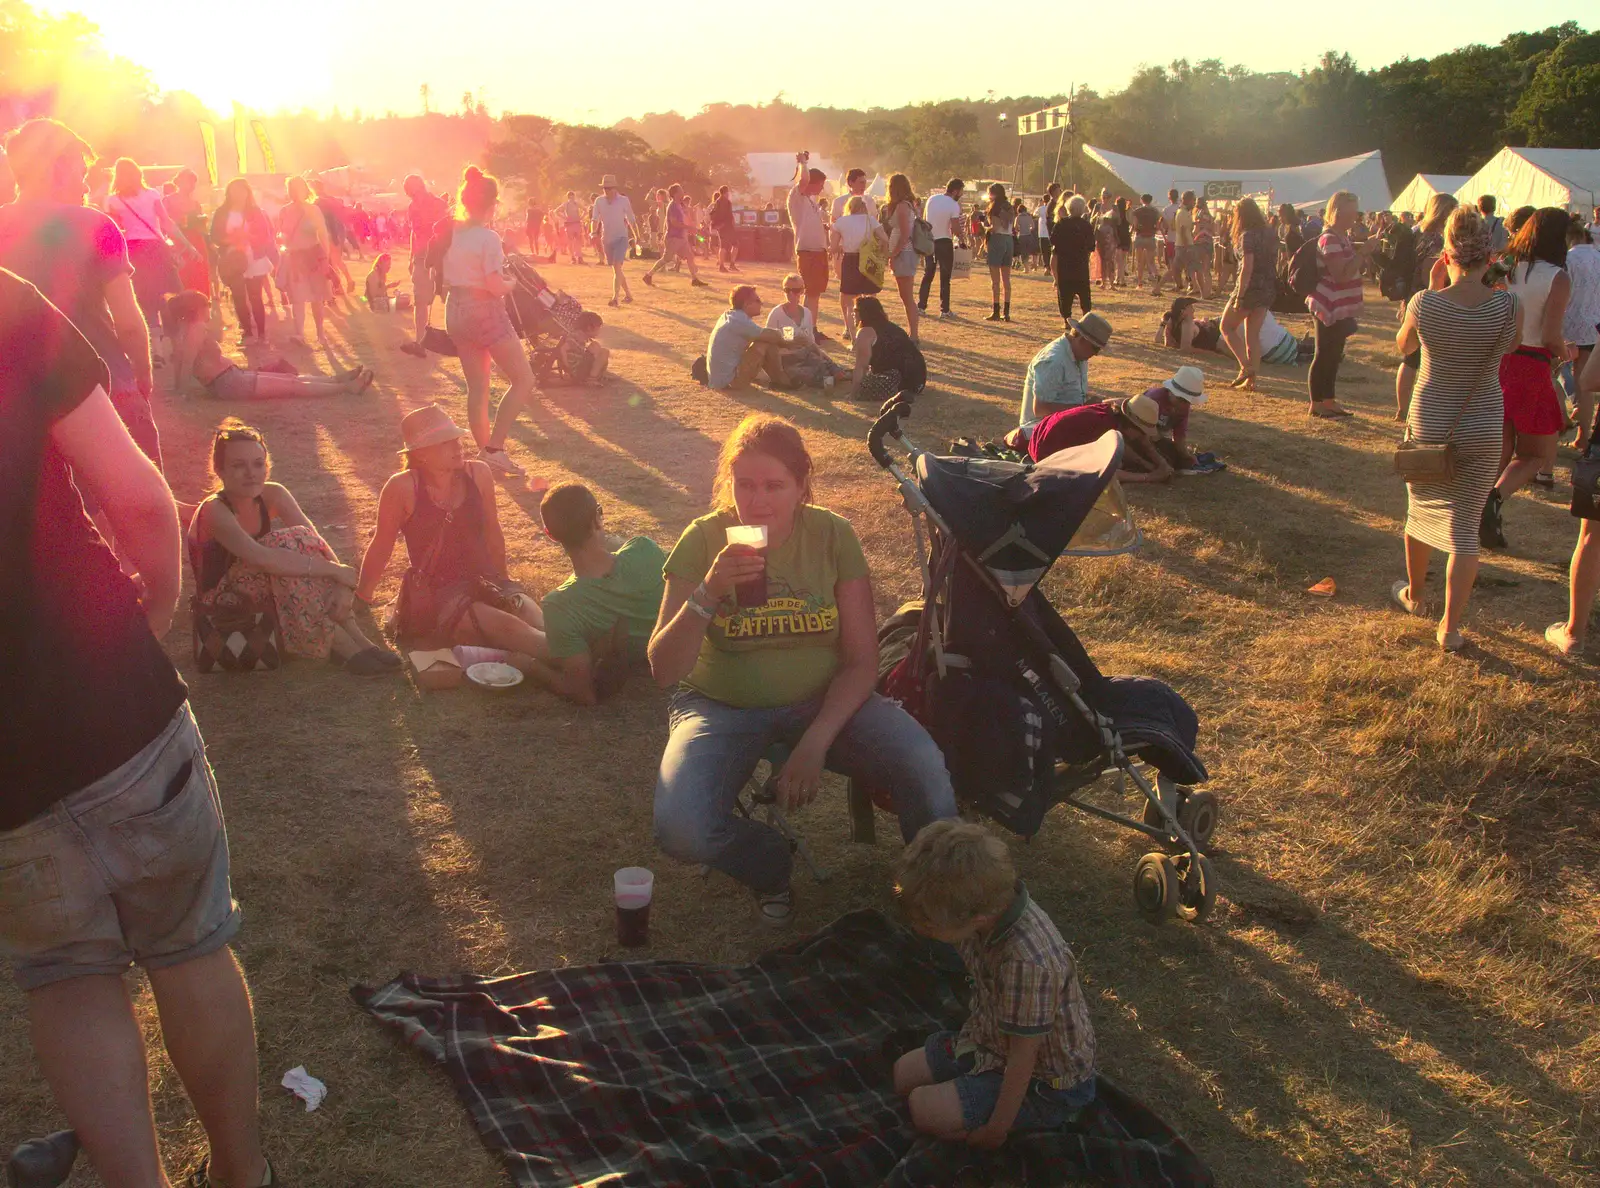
[
  {"left": 529, "top": 482, "right": 664, "bottom": 704},
  {"left": 892, "top": 820, "right": 1098, "bottom": 1148},
  {"left": 365, "top": 253, "right": 399, "bottom": 312}
]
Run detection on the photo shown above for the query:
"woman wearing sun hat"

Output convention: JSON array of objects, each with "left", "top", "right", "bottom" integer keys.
[{"left": 356, "top": 405, "right": 550, "bottom": 654}]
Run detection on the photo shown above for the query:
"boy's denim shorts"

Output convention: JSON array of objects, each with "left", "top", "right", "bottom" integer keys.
[
  {"left": 923, "top": 1029, "right": 1096, "bottom": 1132},
  {"left": 0, "top": 705, "right": 241, "bottom": 991}
]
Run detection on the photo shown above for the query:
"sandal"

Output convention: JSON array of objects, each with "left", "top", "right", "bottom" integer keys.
[
  {"left": 355, "top": 368, "right": 375, "bottom": 393},
  {"left": 1437, "top": 628, "right": 1465, "bottom": 653},
  {"left": 191, "top": 1156, "right": 276, "bottom": 1187},
  {"left": 757, "top": 887, "right": 793, "bottom": 926},
  {"left": 1545, "top": 622, "right": 1581, "bottom": 655},
  {"left": 1309, "top": 401, "right": 1353, "bottom": 418}
]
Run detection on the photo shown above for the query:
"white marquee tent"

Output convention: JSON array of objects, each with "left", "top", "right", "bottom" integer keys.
[
  {"left": 1452, "top": 148, "right": 1600, "bottom": 213},
  {"left": 1390, "top": 173, "right": 1469, "bottom": 214},
  {"left": 744, "top": 152, "right": 842, "bottom": 200},
  {"left": 1084, "top": 145, "right": 1391, "bottom": 211}
]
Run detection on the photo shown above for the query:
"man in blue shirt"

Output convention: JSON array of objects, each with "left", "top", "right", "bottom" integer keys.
[{"left": 1007, "top": 312, "right": 1112, "bottom": 449}]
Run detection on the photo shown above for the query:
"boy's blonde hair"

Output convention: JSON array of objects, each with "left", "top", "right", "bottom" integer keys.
[{"left": 895, "top": 820, "right": 1016, "bottom": 930}]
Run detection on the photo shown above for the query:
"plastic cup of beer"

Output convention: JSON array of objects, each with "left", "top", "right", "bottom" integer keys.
[
  {"left": 614, "top": 867, "right": 654, "bottom": 947},
  {"left": 725, "top": 524, "right": 769, "bottom": 608}
]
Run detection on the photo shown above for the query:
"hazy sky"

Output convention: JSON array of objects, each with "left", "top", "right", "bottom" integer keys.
[{"left": 40, "top": 1, "right": 1586, "bottom": 127}]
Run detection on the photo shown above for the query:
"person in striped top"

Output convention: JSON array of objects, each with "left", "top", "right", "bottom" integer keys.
[{"left": 1307, "top": 190, "right": 1372, "bottom": 418}]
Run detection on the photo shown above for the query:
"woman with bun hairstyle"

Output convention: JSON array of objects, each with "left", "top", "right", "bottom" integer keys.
[{"left": 442, "top": 165, "right": 537, "bottom": 478}]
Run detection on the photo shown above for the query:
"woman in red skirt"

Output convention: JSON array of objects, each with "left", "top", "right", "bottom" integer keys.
[{"left": 1483, "top": 208, "right": 1573, "bottom": 549}]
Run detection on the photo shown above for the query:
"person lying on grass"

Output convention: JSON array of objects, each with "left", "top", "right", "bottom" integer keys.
[
  {"left": 166, "top": 290, "right": 373, "bottom": 399},
  {"left": 526, "top": 481, "right": 664, "bottom": 704},
  {"left": 1143, "top": 365, "right": 1225, "bottom": 475},
  {"left": 189, "top": 420, "right": 401, "bottom": 675},
  {"left": 893, "top": 820, "right": 1098, "bottom": 1148},
  {"left": 1022, "top": 392, "right": 1174, "bottom": 483}
]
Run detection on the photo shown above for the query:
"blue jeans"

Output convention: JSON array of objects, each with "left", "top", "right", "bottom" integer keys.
[
  {"left": 653, "top": 689, "right": 958, "bottom": 893},
  {"left": 923, "top": 1030, "right": 1096, "bottom": 1131}
]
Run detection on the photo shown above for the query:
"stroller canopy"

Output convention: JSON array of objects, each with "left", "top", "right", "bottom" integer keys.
[{"left": 915, "top": 431, "right": 1135, "bottom": 604}]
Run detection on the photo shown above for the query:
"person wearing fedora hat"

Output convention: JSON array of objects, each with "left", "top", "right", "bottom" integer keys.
[
  {"left": 592, "top": 176, "right": 639, "bottom": 307},
  {"left": 1023, "top": 391, "right": 1173, "bottom": 483},
  {"left": 1008, "top": 312, "right": 1113, "bottom": 450},
  {"left": 1143, "top": 366, "right": 1226, "bottom": 475},
  {"left": 356, "top": 405, "right": 549, "bottom": 655}
]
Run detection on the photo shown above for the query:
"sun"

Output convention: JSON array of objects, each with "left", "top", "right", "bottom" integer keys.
[{"left": 35, "top": 0, "right": 338, "bottom": 114}]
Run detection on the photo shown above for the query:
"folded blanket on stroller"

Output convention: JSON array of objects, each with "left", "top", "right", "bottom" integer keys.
[{"left": 353, "top": 910, "right": 1213, "bottom": 1187}]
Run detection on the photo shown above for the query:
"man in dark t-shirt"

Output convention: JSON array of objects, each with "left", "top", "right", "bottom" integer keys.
[
  {"left": 400, "top": 173, "right": 450, "bottom": 356},
  {"left": 0, "top": 118, "right": 158, "bottom": 466},
  {"left": 0, "top": 269, "right": 272, "bottom": 1186}
]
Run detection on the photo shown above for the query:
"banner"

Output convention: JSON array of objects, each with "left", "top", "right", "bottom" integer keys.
[
  {"left": 250, "top": 120, "right": 277, "bottom": 174},
  {"left": 199, "top": 121, "right": 218, "bottom": 187},
  {"left": 232, "top": 102, "right": 249, "bottom": 173}
]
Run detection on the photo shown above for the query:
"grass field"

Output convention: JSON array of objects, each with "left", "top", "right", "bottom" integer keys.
[{"left": 2, "top": 246, "right": 1596, "bottom": 1187}]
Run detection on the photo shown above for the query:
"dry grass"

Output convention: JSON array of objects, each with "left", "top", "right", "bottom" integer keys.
[{"left": 2, "top": 251, "right": 1596, "bottom": 1187}]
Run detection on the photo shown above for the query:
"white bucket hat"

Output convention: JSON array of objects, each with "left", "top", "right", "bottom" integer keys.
[{"left": 1168, "top": 365, "right": 1206, "bottom": 405}]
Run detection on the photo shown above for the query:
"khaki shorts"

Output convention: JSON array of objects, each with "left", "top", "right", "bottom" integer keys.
[{"left": 0, "top": 705, "right": 240, "bottom": 991}]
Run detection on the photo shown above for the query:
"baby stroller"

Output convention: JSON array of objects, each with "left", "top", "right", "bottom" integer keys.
[
  {"left": 857, "top": 400, "right": 1221, "bottom": 924},
  {"left": 423, "top": 254, "right": 593, "bottom": 386}
]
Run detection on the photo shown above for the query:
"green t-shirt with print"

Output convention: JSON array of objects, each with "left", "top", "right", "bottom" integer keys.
[
  {"left": 540, "top": 536, "right": 666, "bottom": 663},
  {"left": 664, "top": 506, "right": 869, "bottom": 708}
]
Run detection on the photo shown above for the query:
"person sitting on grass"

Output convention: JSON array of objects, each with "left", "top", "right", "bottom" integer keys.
[
  {"left": 892, "top": 820, "right": 1097, "bottom": 1148},
  {"left": 766, "top": 272, "right": 844, "bottom": 387},
  {"left": 1006, "top": 313, "right": 1112, "bottom": 450},
  {"left": 694, "top": 285, "right": 791, "bottom": 390},
  {"left": 1144, "top": 365, "right": 1224, "bottom": 475},
  {"left": 357, "top": 404, "right": 547, "bottom": 654},
  {"left": 847, "top": 296, "right": 926, "bottom": 403},
  {"left": 364, "top": 252, "right": 399, "bottom": 311},
  {"left": 527, "top": 482, "right": 666, "bottom": 704},
  {"left": 1023, "top": 391, "right": 1173, "bottom": 483},
  {"left": 190, "top": 420, "right": 401, "bottom": 675},
  {"left": 166, "top": 291, "right": 373, "bottom": 399},
  {"left": 568, "top": 310, "right": 611, "bottom": 385}
]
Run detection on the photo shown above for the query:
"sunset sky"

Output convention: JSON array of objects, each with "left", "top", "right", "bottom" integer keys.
[{"left": 37, "top": 1, "right": 1585, "bottom": 126}]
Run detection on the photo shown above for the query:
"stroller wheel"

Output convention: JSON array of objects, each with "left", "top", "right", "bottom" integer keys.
[
  {"left": 1177, "top": 791, "right": 1220, "bottom": 850},
  {"left": 1173, "top": 853, "right": 1218, "bottom": 924},
  {"left": 1132, "top": 853, "right": 1180, "bottom": 925}
]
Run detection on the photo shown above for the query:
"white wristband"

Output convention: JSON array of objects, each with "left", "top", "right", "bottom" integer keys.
[{"left": 686, "top": 584, "right": 716, "bottom": 619}]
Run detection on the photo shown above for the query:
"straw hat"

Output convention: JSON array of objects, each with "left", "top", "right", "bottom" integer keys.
[
  {"left": 398, "top": 404, "right": 468, "bottom": 454},
  {"left": 1068, "top": 312, "right": 1113, "bottom": 351},
  {"left": 599, "top": 174, "right": 620, "bottom": 189},
  {"left": 1168, "top": 365, "right": 1206, "bottom": 405},
  {"left": 1118, "top": 392, "right": 1162, "bottom": 435}
]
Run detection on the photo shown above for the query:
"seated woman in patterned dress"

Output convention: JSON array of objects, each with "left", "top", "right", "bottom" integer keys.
[{"left": 188, "top": 421, "right": 402, "bottom": 675}]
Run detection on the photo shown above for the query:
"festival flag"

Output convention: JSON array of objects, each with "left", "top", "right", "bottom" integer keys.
[
  {"left": 199, "top": 122, "right": 218, "bottom": 187},
  {"left": 232, "top": 102, "right": 249, "bottom": 173},
  {"left": 250, "top": 120, "right": 277, "bottom": 174}
]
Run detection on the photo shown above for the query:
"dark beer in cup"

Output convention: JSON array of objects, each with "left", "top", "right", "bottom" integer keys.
[
  {"left": 726, "top": 524, "right": 769, "bottom": 608},
  {"left": 616, "top": 899, "right": 650, "bottom": 947}
]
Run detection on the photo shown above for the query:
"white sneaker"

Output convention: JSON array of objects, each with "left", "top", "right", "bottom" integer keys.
[{"left": 479, "top": 447, "right": 526, "bottom": 477}]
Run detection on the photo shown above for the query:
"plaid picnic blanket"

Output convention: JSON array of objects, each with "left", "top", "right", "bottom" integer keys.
[{"left": 353, "top": 910, "right": 1212, "bottom": 1187}]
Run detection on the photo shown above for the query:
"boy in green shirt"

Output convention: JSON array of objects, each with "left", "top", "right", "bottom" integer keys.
[{"left": 530, "top": 483, "right": 665, "bottom": 704}]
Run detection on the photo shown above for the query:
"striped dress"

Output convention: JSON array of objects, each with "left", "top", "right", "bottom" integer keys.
[{"left": 1404, "top": 288, "right": 1520, "bottom": 555}]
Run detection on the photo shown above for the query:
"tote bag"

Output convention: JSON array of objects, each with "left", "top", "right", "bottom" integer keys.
[{"left": 858, "top": 227, "right": 889, "bottom": 289}]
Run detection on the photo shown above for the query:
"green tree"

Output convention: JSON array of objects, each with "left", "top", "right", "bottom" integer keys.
[
  {"left": 669, "top": 130, "right": 750, "bottom": 189},
  {"left": 903, "top": 103, "right": 982, "bottom": 188},
  {"left": 836, "top": 119, "right": 908, "bottom": 171},
  {"left": 1510, "top": 31, "right": 1600, "bottom": 146},
  {"left": 485, "top": 114, "right": 557, "bottom": 196}
]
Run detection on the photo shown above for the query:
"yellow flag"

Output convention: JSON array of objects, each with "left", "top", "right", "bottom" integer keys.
[
  {"left": 250, "top": 120, "right": 277, "bottom": 174},
  {"left": 199, "top": 122, "right": 218, "bottom": 187},
  {"left": 232, "top": 103, "right": 249, "bottom": 173}
]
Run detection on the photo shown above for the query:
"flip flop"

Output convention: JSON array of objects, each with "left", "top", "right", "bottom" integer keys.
[
  {"left": 1390, "top": 579, "right": 1422, "bottom": 616},
  {"left": 1310, "top": 403, "right": 1353, "bottom": 418},
  {"left": 355, "top": 369, "right": 375, "bottom": 393}
]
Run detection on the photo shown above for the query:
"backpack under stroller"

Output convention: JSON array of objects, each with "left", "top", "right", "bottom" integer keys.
[{"left": 857, "top": 399, "right": 1221, "bottom": 925}]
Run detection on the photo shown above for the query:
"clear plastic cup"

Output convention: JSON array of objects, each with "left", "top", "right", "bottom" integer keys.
[
  {"left": 614, "top": 867, "right": 654, "bottom": 947},
  {"left": 724, "top": 524, "right": 769, "bottom": 608}
]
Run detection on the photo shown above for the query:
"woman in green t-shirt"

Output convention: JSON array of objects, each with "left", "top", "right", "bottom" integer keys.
[{"left": 650, "top": 415, "right": 956, "bottom": 924}]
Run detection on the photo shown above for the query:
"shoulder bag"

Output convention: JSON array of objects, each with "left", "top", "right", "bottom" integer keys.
[{"left": 1391, "top": 293, "right": 1496, "bottom": 483}]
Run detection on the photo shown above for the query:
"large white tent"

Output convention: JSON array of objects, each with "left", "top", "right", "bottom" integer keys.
[
  {"left": 1390, "top": 173, "right": 1469, "bottom": 214},
  {"left": 1452, "top": 148, "right": 1600, "bottom": 213},
  {"left": 1084, "top": 145, "right": 1391, "bottom": 212}
]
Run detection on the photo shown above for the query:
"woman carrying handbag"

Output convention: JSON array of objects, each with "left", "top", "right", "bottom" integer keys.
[{"left": 1390, "top": 207, "right": 1522, "bottom": 652}]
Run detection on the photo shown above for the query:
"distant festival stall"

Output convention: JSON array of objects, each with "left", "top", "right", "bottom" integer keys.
[
  {"left": 1083, "top": 145, "right": 1392, "bottom": 212},
  {"left": 1390, "top": 173, "right": 1470, "bottom": 214},
  {"left": 1451, "top": 147, "right": 1600, "bottom": 213}
]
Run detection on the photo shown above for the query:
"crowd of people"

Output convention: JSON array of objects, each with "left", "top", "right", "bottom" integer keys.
[{"left": 5, "top": 106, "right": 1600, "bottom": 1187}]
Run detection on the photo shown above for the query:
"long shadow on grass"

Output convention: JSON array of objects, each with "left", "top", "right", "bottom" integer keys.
[{"left": 543, "top": 379, "right": 721, "bottom": 504}]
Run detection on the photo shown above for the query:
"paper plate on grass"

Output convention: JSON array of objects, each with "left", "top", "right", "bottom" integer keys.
[{"left": 466, "top": 661, "right": 524, "bottom": 690}]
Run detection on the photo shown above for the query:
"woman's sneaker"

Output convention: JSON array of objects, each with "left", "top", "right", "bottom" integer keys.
[
  {"left": 757, "top": 888, "right": 793, "bottom": 926},
  {"left": 479, "top": 447, "right": 526, "bottom": 477}
]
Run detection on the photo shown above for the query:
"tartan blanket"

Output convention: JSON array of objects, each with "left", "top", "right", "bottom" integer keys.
[{"left": 353, "top": 910, "right": 1212, "bottom": 1187}]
